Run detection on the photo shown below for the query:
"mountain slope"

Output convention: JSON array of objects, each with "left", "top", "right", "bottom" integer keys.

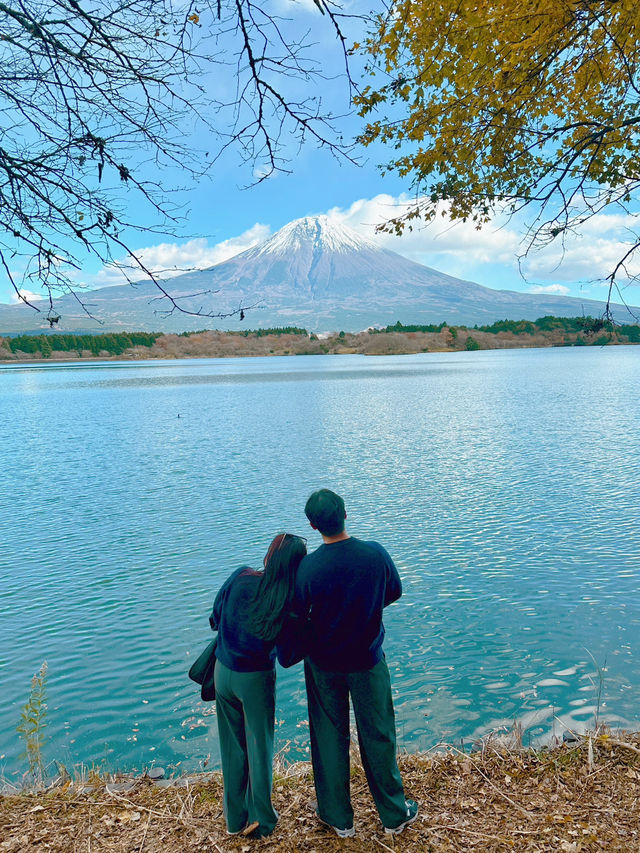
[{"left": 0, "top": 215, "right": 636, "bottom": 333}]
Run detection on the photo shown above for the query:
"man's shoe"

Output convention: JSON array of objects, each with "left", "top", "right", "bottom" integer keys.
[
  {"left": 308, "top": 799, "right": 355, "bottom": 838},
  {"left": 384, "top": 800, "right": 419, "bottom": 835},
  {"left": 318, "top": 817, "right": 356, "bottom": 839}
]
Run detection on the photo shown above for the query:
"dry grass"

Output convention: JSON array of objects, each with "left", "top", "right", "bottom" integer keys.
[
  {"left": 4, "top": 325, "right": 634, "bottom": 365},
  {"left": 2, "top": 733, "right": 639, "bottom": 852}
]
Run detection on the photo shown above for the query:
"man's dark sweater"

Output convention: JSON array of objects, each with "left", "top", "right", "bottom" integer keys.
[{"left": 294, "top": 537, "right": 402, "bottom": 672}]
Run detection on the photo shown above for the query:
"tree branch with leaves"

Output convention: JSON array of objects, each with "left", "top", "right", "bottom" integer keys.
[{"left": 356, "top": 0, "right": 640, "bottom": 319}]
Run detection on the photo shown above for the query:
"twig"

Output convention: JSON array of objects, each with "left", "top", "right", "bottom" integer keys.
[
  {"left": 104, "top": 789, "right": 209, "bottom": 823},
  {"left": 175, "top": 788, "right": 188, "bottom": 819},
  {"left": 436, "top": 823, "right": 543, "bottom": 840},
  {"left": 374, "top": 836, "right": 395, "bottom": 853},
  {"left": 138, "top": 814, "right": 151, "bottom": 853},
  {"left": 610, "top": 738, "right": 640, "bottom": 756},
  {"left": 448, "top": 747, "right": 534, "bottom": 818},
  {"left": 586, "top": 760, "right": 615, "bottom": 781}
]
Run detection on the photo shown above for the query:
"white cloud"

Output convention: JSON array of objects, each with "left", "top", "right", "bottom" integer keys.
[
  {"left": 84, "top": 193, "right": 640, "bottom": 296},
  {"left": 10, "top": 288, "right": 45, "bottom": 304},
  {"left": 579, "top": 211, "right": 637, "bottom": 234},
  {"left": 253, "top": 165, "right": 275, "bottom": 182},
  {"left": 529, "top": 284, "right": 570, "bottom": 296},
  {"left": 90, "top": 224, "right": 270, "bottom": 289},
  {"left": 325, "top": 193, "right": 521, "bottom": 268},
  {"left": 272, "top": 0, "right": 320, "bottom": 12},
  {"left": 326, "top": 193, "right": 640, "bottom": 288},
  {"left": 521, "top": 233, "right": 640, "bottom": 285}
]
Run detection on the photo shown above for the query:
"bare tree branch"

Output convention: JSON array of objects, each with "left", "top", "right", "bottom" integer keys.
[{"left": 0, "top": 0, "right": 355, "bottom": 323}]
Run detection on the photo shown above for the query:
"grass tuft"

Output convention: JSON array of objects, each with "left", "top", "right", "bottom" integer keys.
[{"left": 1, "top": 730, "right": 639, "bottom": 852}]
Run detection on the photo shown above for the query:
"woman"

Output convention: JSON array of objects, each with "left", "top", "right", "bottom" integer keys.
[{"left": 210, "top": 533, "right": 307, "bottom": 838}]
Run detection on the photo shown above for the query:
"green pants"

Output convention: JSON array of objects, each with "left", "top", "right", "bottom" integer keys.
[
  {"left": 214, "top": 661, "right": 278, "bottom": 836},
  {"left": 304, "top": 657, "right": 407, "bottom": 830}
]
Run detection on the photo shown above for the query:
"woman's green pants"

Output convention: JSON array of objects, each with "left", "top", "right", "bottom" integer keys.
[{"left": 214, "top": 661, "right": 278, "bottom": 836}]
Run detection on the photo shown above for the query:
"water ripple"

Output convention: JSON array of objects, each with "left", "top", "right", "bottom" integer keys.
[{"left": 1, "top": 349, "right": 639, "bottom": 778}]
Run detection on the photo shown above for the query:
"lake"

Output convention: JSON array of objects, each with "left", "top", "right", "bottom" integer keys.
[{"left": 1, "top": 347, "right": 639, "bottom": 782}]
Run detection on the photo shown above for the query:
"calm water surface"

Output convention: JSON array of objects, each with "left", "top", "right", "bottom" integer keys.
[{"left": 1, "top": 348, "right": 638, "bottom": 780}]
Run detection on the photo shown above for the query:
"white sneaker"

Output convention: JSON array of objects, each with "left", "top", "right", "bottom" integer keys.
[
  {"left": 308, "top": 799, "right": 355, "bottom": 838},
  {"left": 384, "top": 800, "right": 419, "bottom": 835},
  {"left": 318, "top": 816, "right": 356, "bottom": 838}
]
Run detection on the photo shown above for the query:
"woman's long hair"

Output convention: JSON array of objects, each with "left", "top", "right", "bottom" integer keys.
[{"left": 247, "top": 533, "right": 307, "bottom": 642}]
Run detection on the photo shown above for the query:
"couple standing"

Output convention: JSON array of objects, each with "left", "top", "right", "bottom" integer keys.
[{"left": 210, "top": 488, "right": 418, "bottom": 839}]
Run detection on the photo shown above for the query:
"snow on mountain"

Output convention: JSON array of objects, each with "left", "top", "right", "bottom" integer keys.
[
  {"left": 249, "top": 215, "right": 378, "bottom": 257},
  {"left": 0, "top": 214, "right": 635, "bottom": 333}
]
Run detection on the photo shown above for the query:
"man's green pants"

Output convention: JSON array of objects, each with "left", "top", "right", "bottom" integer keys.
[
  {"left": 304, "top": 657, "right": 407, "bottom": 830},
  {"left": 214, "top": 661, "right": 278, "bottom": 836}
]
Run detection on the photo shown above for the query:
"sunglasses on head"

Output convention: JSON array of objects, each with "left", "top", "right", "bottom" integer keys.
[{"left": 265, "top": 533, "right": 307, "bottom": 565}]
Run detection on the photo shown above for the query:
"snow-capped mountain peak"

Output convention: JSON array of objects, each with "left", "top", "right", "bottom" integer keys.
[
  {"left": 250, "top": 215, "right": 378, "bottom": 258},
  {"left": 0, "top": 212, "right": 626, "bottom": 334}
]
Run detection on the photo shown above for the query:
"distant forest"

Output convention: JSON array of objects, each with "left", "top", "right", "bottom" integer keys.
[
  {"left": 1, "top": 316, "right": 639, "bottom": 361},
  {"left": 2, "top": 331, "right": 162, "bottom": 357}
]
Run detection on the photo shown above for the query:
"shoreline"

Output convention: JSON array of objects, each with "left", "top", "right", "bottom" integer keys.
[
  {"left": 2, "top": 318, "right": 639, "bottom": 364},
  {"left": 2, "top": 732, "right": 639, "bottom": 851},
  {"left": 1, "top": 338, "right": 638, "bottom": 369}
]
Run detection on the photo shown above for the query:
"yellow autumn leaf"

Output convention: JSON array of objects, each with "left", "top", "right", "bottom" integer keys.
[{"left": 355, "top": 0, "right": 640, "bottom": 289}]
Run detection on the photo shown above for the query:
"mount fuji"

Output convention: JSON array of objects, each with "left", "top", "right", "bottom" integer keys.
[{"left": 0, "top": 215, "right": 634, "bottom": 333}]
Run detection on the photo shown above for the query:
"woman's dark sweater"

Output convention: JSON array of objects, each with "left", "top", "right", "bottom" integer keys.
[{"left": 210, "top": 567, "right": 276, "bottom": 672}]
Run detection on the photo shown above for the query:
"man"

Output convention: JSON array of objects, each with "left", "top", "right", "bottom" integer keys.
[{"left": 295, "top": 488, "right": 418, "bottom": 837}]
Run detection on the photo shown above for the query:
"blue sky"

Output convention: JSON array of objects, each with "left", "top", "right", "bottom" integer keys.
[{"left": 3, "top": 0, "right": 639, "bottom": 315}]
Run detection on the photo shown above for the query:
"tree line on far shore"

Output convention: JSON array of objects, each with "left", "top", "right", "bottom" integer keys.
[
  {"left": 380, "top": 315, "right": 627, "bottom": 337},
  {"left": 1, "top": 316, "right": 640, "bottom": 361},
  {"left": 1, "top": 331, "right": 163, "bottom": 357}
]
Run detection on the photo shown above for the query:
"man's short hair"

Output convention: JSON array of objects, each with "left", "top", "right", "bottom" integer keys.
[{"left": 305, "top": 489, "right": 346, "bottom": 536}]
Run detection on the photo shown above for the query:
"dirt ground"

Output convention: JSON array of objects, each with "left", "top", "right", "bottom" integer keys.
[{"left": 1, "top": 733, "right": 639, "bottom": 853}]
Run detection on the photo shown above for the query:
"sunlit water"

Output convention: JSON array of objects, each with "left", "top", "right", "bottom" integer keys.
[{"left": 1, "top": 348, "right": 639, "bottom": 782}]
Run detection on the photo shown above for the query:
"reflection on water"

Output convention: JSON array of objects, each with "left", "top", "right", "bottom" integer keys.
[{"left": 1, "top": 348, "right": 639, "bottom": 778}]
